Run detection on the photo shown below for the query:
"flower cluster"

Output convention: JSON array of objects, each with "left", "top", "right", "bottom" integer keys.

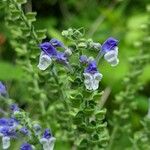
[
  {"left": 0, "top": 84, "right": 55, "bottom": 150},
  {"left": 37, "top": 39, "right": 71, "bottom": 70},
  {"left": 0, "top": 103, "right": 56, "bottom": 150},
  {"left": 38, "top": 37, "right": 119, "bottom": 91}
]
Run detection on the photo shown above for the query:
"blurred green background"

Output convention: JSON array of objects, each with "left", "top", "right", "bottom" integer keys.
[{"left": 0, "top": 0, "right": 150, "bottom": 149}]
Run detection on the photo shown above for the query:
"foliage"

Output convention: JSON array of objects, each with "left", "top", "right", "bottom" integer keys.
[{"left": 0, "top": 0, "right": 150, "bottom": 150}]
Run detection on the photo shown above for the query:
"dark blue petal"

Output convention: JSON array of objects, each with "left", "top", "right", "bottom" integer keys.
[
  {"left": 20, "top": 143, "right": 32, "bottom": 150},
  {"left": 84, "top": 60, "right": 98, "bottom": 74},
  {"left": 43, "top": 128, "right": 52, "bottom": 139},
  {"left": 0, "top": 82, "right": 7, "bottom": 96},
  {"left": 0, "top": 126, "right": 17, "bottom": 137},
  {"left": 50, "top": 38, "right": 64, "bottom": 47},
  {"left": 101, "top": 37, "right": 118, "bottom": 53},
  {"left": 20, "top": 127, "right": 29, "bottom": 136},
  {"left": 39, "top": 42, "right": 57, "bottom": 56},
  {"left": 80, "top": 55, "right": 88, "bottom": 64},
  {"left": 10, "top": 104, "right": 20, "bottom": 112},
  {"left": 55, "top": 52, "right": 68, "bottom": 64},
  {"left": 0, "top": 118, "right": 17, "bottom": 127}
]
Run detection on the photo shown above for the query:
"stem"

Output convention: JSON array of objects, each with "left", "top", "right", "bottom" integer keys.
[
  {"left": 107, "top": 125, "right": 118, "bottom": 150},
  {"left": 96, "top": 50, "right": 104, "bottom": 64}
]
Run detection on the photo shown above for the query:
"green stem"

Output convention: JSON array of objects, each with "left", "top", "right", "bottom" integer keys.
[{"left": 107, "top": 125, "right": 118, "bottom": 150}]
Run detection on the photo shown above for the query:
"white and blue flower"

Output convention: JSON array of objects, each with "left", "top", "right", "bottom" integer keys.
[
  {"left": 40, "top": 129, "right": 56, "bottom": 150},
  {"left": 38, "top": 39, "right": 69, "bottom": 70},
  {"left": 101, "top": 37, "right": 119, "bottom": 67},
  {"left": 0, "top": 118, "right": 18, "bottom": 149},
  {"left": 83, "top": 60, "right": 103, "bottom": 91}
]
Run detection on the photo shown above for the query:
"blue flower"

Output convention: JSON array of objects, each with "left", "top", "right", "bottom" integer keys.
[
  {"left": 55, "top": 52, "right": 68, "bottom": 64},
  {"left": 83, "top": 61, "right": 103, "bottom": 90},
  {"left": 101, "top": 37, "right": 118, "bottom": 53},
  {"left": 0, "top": 118, "right": 9, "bottom": 126},
  {"left": 40, "top": 129, "right": 56, "bottom": 150},
  {"left": 0, "top": 82, "right": 7, "bottom": 96},
  {"left": 10, "top": 104, "right": 20, "bottom": 112},
  {"left": 43, "top": 128, "right": 52, "bottom": 139},
  {"left": 0, "top": 126, "right": 16, "bottom": 137},
  {"left": 39, "top": 42, "right": 57, "bottom": 57},
  {"left": 33, "top": 124, "right": 41, "bottom": 136},
  {"left": 80, "top": 55, "right": 88, "bottom": 64},
  {"left": 84, "top": 60, "right": 98, "bottom": 74},
  {"left": 38, "top": 41, "right": 69, "bottom": 70},
  {"left": 20, "top": 143, "right": 33, "bottom": 150},
  {"left": 50, "top": 38, "right": 64, "bottom": 47},
  {"left": 101, "top": 37, "right": 119, "bottom": 67},
  {"left": 20, "top": 127, "right": 29, "bottom": 136},
  {"left": 0, "top": 118, "right": 17, "bottom": 127}
]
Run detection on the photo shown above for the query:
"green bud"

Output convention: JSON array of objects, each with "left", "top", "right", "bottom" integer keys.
[{"left": 78, "top": 42, "right": 87, "bottom": 48}]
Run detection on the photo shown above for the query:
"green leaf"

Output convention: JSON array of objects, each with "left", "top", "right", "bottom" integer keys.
[
  {"left": 10, "top": 10, "right": 20, "bottom": 20},
  {"left": 36, "top": 29, "right": 47, "bottom": 40},
  {"left": 21, "top": 27, "right": 31, "bottom": 37},
  {"left": 26, "top": 12, "right": 37, "bottom": 22}
]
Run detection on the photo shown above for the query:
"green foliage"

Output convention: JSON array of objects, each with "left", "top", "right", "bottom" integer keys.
[{"left": 0, "top": 0, "right": 150, "bottom": 150}]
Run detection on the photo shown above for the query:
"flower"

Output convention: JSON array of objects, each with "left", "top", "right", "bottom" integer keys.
[
  {"left": 0, "top": 118, "right": 18, "bottom": 137},
  {"left": 20, "top": 143, "right": 33, "bottom": 150},
  {"left": 0, "top": 82, "right": 7, "bottom": 96},
  {"left": 38, "top": 40, "right": 69, "bottom": 70},
  {"left": 83, "top": 61, "right": 103, "bottom": 90},
  {"left": 0, "top": 118, "right": 18, "bottom": 149},
  {"left": 33, "top": 124, "right": 41, "bottom": 136},
  {"left": 40, "top": 129, "right": 56, "bottom": 150},
  {"left": 101, "top": 37, "right": 119, "bottom": 67},
  {"left": 50, "top": 38, "right": 64, "bottom": 47},
  {"left": 80, "top": 55, "right": 88, "bottom": 64},
  {"left": 10, "top": 104, "right": 20, "bottom": 112},
  {"left": 104, "top": 47, "right": 119, "bottom": 66},
  {"left": 101, "top": 37, "right": 118, "bottom": 53},
  {"left": 2, "top": 136, "right": 10, "bottom": 149},
  {"left": 0, "top": 126, "right": 16, "bottom": 137},
  {"left": 0, "top": 118, "right": 17, "bottom": 128},
  {"left": 20, "top": 127, "right": 29, "bottom": 136},
  {"left": 55, "top": 52, "right": 68, "bottom": 64},
  {"left": 39, "top": 42, "right": 57, "bottom": 57}
]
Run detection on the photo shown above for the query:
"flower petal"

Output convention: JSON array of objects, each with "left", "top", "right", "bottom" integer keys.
[
  {"left": 37, "top": 52, "right": 52, "bottom": 70},
  {"left": 2, "top": 136, "right": 10, "bottom": 149}
]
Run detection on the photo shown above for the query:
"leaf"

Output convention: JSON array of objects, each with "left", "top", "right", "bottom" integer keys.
[
  {"left": 0, "top": 61, "right": 24, "bottom": 80},
  {"left": 36, "top": 29, "right": 47, "bottom": 40},
  {"left": 10, "top": 10, "right": 20, "bottom": 20},
  {"left": 26, "top": 12, "right": 37, "bottom": 22}
]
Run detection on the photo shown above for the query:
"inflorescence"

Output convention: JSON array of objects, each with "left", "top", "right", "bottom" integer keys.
[
  {"left": 38, "top": 35, "right": 119, "bottom": 91},
  {"left": 0, "top": 83, "right": 55, "bottom": 150}
]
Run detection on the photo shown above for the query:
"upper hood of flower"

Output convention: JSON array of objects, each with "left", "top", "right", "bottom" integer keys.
[{"left": 101, "top": 37, "right": 118, "bottom": 53}]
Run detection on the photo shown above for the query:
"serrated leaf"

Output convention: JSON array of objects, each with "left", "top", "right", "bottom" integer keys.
[
  {"left": 26, "top": 12, "right": 37, "bottom": 22},
  {"left": 21, "top": 27, "right": 31, "bottom": 37},
  {"left": 36, "top": 29, "right": 47, "bottom": 40},
  {"left": 10, "top": 10, "right": 20, "bottom": 20}
]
